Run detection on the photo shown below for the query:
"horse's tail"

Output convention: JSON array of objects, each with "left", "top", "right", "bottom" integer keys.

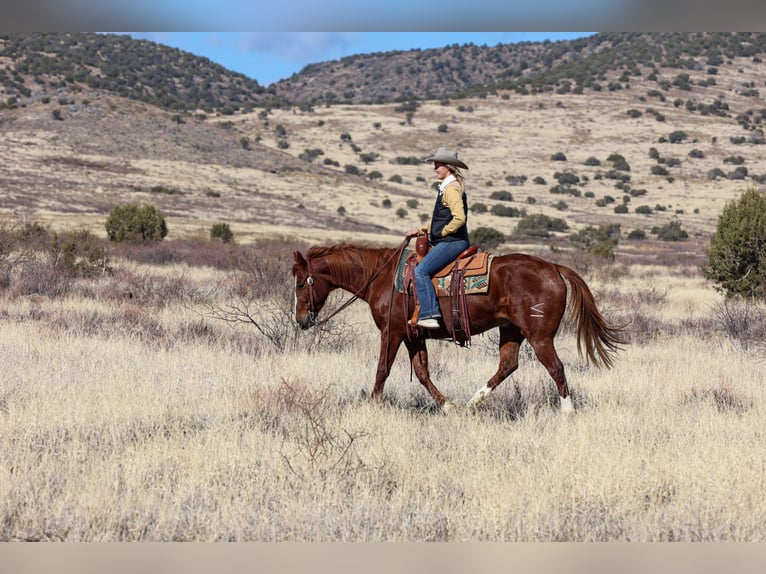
[{"left": 556, "top": 264, "right": 627, "bottom": 368}]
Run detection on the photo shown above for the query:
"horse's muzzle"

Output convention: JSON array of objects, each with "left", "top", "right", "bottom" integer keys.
[{"left": 295, "top": 310, "right": 314, "bottom": 330}]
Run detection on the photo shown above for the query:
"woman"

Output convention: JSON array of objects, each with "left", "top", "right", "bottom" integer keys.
[{"left": 407, "top": 147, "right": 470, "bottom": 329}]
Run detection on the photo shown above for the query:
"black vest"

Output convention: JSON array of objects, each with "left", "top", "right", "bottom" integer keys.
[{"left": 430, "top": 183, "right": 469, "bottom": 244}]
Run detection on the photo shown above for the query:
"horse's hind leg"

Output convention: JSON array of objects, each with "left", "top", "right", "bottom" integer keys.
[
  {"left": 467, "top": 325, "right": 522, "bottom": 412},
  {"left": 528, "top": 336, "right": 574, "bottom": 413}
]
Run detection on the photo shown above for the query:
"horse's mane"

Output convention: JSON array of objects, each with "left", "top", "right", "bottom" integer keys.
[{"left": 307, "top": 244, "right": 395, "bottom": 285}]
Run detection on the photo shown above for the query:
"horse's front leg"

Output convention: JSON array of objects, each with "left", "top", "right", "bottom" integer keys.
[
  {"left": 371, "top": 328, "right": 404, "bottom": 400},
  {"left": 405, "top": 338, "right": 455, "bottom": 413}
]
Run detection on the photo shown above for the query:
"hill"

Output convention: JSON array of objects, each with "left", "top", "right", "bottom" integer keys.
[{"left": 2, "top": 32, "right": 766, "bottom": 261}]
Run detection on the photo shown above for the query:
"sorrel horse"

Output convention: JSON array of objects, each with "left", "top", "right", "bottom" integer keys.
[{"left": 292, "top": 241, "right": 625, "bottom": 413}]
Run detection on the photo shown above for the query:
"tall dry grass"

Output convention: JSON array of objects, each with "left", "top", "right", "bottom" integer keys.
[{"left": 1, "top": 236, "right": 766, "bottom": 541}]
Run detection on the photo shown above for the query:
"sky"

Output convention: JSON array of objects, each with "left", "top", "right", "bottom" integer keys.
[{"left": 122, "top": 32, "right": 596, "bottom": 87}]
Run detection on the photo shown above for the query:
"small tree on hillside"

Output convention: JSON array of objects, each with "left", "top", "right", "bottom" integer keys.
[
  {"left": 105, "top": 203, "right": 168, "bottom": 243},
  {"left": 704, "top": 188, "right": 766, "bottom": 299}
]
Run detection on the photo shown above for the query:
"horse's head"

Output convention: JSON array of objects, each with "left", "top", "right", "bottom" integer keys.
[{"left": 292, "top": 251, "right": 331, "bottom": 329}]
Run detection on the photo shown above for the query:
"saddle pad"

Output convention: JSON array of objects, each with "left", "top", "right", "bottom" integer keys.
[{"left": 435, "top": 255, "right": 493, "bottom": 295}]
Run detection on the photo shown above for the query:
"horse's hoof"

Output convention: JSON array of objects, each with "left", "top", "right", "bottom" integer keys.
[
  {"left": 559, "top": 396, "right": 575, "bottom": 413},
  {"left": 441, "top": 400, "right": 458, "bottom": 415}
]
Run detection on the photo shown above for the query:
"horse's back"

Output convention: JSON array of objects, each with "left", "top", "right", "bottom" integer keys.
[
  {"left": 491, "top": 252, "right": 564, "bottom": 283},
  {"left": 487, "top": 252, "right": 568, "bottom": 318}
]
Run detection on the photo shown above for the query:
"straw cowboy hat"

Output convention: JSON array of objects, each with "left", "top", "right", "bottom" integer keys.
[{"left": 424, "top": 147, "right": 469, "bottom": 170}]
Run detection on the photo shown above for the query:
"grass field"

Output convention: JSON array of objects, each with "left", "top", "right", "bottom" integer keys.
[{"left": 1, "top": 234, "right": 765, "bottom": 541}]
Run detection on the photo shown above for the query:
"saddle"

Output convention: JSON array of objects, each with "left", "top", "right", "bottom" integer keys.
[{"left": 402, "top": 243, "right": 491, "bottom": 347}]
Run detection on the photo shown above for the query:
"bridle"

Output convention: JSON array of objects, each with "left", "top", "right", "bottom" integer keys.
[{"left": 300, "top": 237, "right": 411, "bottom": 328}]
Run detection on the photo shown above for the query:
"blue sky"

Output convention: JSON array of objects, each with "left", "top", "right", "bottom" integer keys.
[{"left": 123, "top": 32, "right": 595, "bottom": 87}]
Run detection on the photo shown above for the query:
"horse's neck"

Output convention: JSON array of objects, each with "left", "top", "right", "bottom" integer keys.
[{"left": 324, "top": 248, "right": 392, "bottom": 299}]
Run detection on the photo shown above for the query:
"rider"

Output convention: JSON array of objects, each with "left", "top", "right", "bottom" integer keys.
[{"left": 406, "top": 147, "right": 470, "bottom": 330}]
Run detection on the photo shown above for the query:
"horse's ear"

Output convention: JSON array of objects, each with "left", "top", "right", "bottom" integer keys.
[{"left": 293, "top": 251, "right": 307, "bottom": 269}]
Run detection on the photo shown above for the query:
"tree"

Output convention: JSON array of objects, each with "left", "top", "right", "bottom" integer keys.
[
  {"left": 105, "top": 203, "right": 168, "bottom": 243},
  {"left": 705, "top": 188, "right": 766, "bottom": 299}
]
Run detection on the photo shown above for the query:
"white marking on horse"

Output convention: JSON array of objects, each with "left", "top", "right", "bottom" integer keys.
[
  {"left": 560, "top": 395, "right": 574, "bottom": 413},
  {"left": 530, "top": 302, "right": 545, "bottom": 317},
  {"left": 293, "top": 277, "right": 298, "bottom": 322},
  {"left": 467, "top": 385, "right": 493, "bottom": 411}
]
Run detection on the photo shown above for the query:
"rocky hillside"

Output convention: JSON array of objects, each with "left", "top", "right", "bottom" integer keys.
[{"left": 4, "top": 33, "right": 766, "bottom": 110}]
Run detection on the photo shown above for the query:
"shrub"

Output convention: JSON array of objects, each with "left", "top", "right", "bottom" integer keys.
[
  {"left": 668, "top": 130, "right": 689, "bottom": 143},
  {"left": 514, "top": 214, "right": 569, "bottom": 238},
  {"left": 627, "top": 229, "right": 646, "bottom": 240},
  {"left": 550, "top": 152, "right": 567, "bottom": 161},
  {"left": 344, "top": 164, "right": 361, "bottom": 175},
  {"left": 105, "top": 203, "right": 168, "bottom": 243},
  {"left": 470, "top": 226, "right": 505, "bottom": 250},
  {"left": 470, "top": 202, "right": 488, "bottom": 214},
  {"left": 505, "top": 175, "right": 527, "bottom": 186},
  {"left": 395, "top": 208, "right": 408, "bottom": 219},
  {"left": 705, "top": 188, "right": 766, "bottom": 299},
  {"left": 569, "top": 224, "right": 621, "bottom": 259},
  {"left": 210, "top": 223, "right": 234, "bottom": 243},
  {"left": 50, "top": 229, "right": 108, "bottom": 277},
  {"left": 654, "top": 221, "right": 689, "bottom": 241},
  {"left": 490, "top": 204, "right": 524, "bottom": 217},
  {"left": 489, "top": 190, "right": 514, "bottom": 201}
]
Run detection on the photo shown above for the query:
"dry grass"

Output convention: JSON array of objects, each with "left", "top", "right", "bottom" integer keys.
[{"left": 1, "top": 245, "right": 765, "bottom": 541}]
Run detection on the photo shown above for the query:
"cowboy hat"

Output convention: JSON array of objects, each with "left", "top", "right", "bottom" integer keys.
[{"left": 424, "top": 147, "right": 469, "bottom": 170}]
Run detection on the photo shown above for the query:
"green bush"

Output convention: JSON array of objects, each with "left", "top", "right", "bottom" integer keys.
[
  {"left": 105, "top": 203, "right": 168, "bottom": 243},
  {"left": 668, "top": 130, "right": 689, "bottom": 143},
  {"left": 470, "top": 226, "right": 506, "bottom": 250},
  {"left": 654, "top": 220, "right": 688, "bottom": 241},
  {"left": 514, "top": 214, "right": 569, "bottom": 238},
  {"left": 569, "top": 224, "right": 621, "bottom": 259},
  {"left": 210, "top": 223, "right": 234, "bottom": 243},
  {"left": 489, "top": 190, "right": 514, "bottom": 201},
  {"left": 705, "top": 188, "right": 766, "bottom": 298},
  {"left": 50, "top": 229, "right": 108, "bottom": 276}
]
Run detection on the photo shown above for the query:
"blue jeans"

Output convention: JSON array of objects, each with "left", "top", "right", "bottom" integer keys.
[{"left": 415, "top": 239, "right": 469, "bottom": 319}]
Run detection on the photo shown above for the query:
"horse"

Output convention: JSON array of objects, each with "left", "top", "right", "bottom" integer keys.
[{"left": 292, "top": 241, "right": 626, "bottom": 413}]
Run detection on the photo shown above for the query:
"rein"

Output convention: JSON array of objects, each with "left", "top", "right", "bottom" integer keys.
[{"left": 305, "top": 237, "right": 411, "bottom": 327}]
